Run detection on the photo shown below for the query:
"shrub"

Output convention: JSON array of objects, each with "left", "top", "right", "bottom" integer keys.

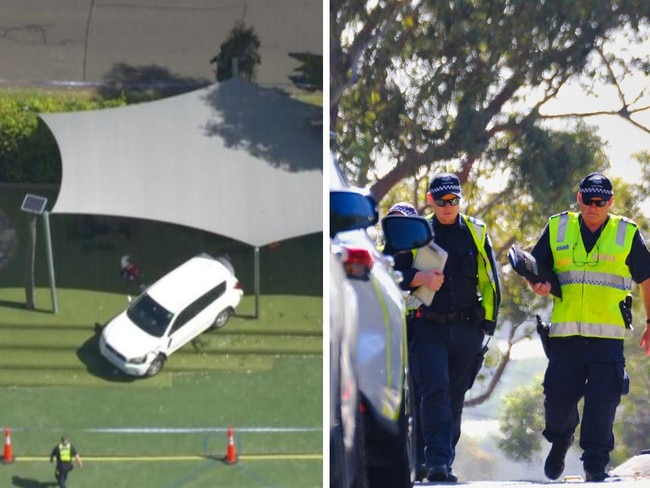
[{"left": 0, "top": 91, "right": 126, "bottom": 183}]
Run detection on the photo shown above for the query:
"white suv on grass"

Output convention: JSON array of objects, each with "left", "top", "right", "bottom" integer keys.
[{"left": 99, "top": 253, "right": 243, "bottom": 377}]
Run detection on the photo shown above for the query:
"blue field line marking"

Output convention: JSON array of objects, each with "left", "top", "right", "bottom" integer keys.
[
  {"left": 162, "top": 456, "right": 223, "bottom": 488},
  {"left": 232, "top": 462, "right": 281, "bottom": 488},
  {"left": 183, "top": 434, "right": 275, "bottom": 488},
  {"left": 161, "top": 458, "right": 280, "bottom": 488},
  {"left": 202, "top": 432, "right": 280, "bottom": 488}
]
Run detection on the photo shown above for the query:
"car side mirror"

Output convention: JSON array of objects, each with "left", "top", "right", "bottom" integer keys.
[
  {"left": 381, "top": 215, "right": 434, "bottom": 251},
  {"left": 330, "top": 190, "right": 378, "bottom": 238}
]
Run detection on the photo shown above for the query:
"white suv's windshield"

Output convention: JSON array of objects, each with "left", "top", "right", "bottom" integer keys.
[{"left": 127, "top": 293, "right": 173, "bottom": 338}]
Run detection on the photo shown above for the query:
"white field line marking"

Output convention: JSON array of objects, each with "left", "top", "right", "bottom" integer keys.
[
  {"left": 87, "top": 427, "right": 321, "bottom": 434},
  {"left": 12, "top": 427, "right": 321, "bottom": 434}
]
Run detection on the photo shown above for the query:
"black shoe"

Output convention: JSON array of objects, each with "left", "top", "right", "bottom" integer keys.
[
  {"left": 585, "top": 470, "right": 609, "bottom": 482},
  {"left": 544, "top": 435, "right": 574, "bottom": 480},
  {"left": 426, "top": 465, "right": 457, "bottom": 483},
  {"left": 415, "top": 464, "right": 428, "bottom": 482}
]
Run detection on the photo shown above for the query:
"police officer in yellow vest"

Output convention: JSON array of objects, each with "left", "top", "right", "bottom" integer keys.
[
  {"left": 529, "top": 173, "right": 650, "bottom": 482},
  {"left": 50, "top": 435, "right": 83, "bottom": 488},
  {"left": 393, "top": 173, "right": 501, "bottom": 483}
]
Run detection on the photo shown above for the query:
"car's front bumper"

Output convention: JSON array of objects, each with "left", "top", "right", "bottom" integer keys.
[{"left": 99, "top": 336, "right": 150, "bottom": 376}]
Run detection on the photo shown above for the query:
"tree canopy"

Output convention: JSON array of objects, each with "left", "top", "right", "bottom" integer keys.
[
  {"left": 331, "top": 0, "right": 650, "bottom": 200},
  {"left": 211, "top": 21, "right": 261, "bottom": 82}
]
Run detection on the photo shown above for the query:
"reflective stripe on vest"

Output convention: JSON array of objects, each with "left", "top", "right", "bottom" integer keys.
[
  {"left": 462, "top": 215, "right": 498, "bottom": 322},
  {"left": 549, "top": 212, "right": 635, "bottom": 339},
  {"left": 59, "top": 444, "right": 72, "bottom": 462}
]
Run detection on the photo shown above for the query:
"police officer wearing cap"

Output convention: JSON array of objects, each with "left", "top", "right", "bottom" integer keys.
[
  {"left": 527, "top": 172, "right": 650, "bottom": 482},
  {"left": 392, "top": 173, "right": 501, "bottom": 483},
  {"left": 50, "top": 435, "right": 83, "bottom": 487}
]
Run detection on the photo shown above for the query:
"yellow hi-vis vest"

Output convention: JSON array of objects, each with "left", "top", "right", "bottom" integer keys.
[
  {"left": 59, "top": 443, "right": 72, "bottom": 462},
  {"left": 462, "top": 215, "right": 499, "bottom": 323},
  {"left": 549, "top": 212, "right": 636, "bottom": 339}
]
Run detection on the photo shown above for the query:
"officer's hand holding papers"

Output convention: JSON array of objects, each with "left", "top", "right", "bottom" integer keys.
[
  {"left": 412, "top": 241, "right": 448, "bottom": 306},
  {"left": 508, "top": 245, "right": 562, "bottom": 299}
]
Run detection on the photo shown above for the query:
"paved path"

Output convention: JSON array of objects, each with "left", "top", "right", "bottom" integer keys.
[
  {"left": 414, "top": 454, "right": 650, "bottom": 486},
  {"left": 0, "top": 0, "right": 321, "bottom": 88},
  {"left": 417, "top": 480, "right": 649, "bottom": 487}
]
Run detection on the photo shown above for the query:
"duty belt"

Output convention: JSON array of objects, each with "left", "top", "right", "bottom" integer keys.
[{"left": 416, "top": 307, "right": 474, "bottom": 324}]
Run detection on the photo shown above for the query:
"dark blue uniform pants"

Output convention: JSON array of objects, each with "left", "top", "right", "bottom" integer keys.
[
  {"left": 410, "top": 317, "right": 484, "bottom": 470},
  {"left": 542, "top": 337, "right": 627, "bottom": 473},
  {"left": 55, "top": 463, "right": 72, "bottom": 488}
]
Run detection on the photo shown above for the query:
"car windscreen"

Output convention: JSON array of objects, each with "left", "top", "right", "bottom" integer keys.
[{"left": 126, "top": 293, "right": 174, "bottom": 338}]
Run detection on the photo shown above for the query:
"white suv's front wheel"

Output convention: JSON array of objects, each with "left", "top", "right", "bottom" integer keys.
[{"left": 145, "top": 354, "right": 166, "bottom": 377}]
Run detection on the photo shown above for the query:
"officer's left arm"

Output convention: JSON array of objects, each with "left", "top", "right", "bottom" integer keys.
[
  {"left": 627, "top": 229, "right": 650, "bottom": 357},
  {"left": 71, "top": 446, "right": 83, "bottom": 468}
]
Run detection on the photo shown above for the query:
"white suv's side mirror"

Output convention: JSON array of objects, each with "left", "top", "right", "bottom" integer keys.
[{"left": 330, "top": 190, "right": 378, "bottom": 238}]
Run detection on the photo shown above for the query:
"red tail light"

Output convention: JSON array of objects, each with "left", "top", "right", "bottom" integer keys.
[
  {"left": 234, "top": 281, "right": 243, "bottom": 291},
  {"left": 343, "top": 247, "right": 374, "bottom": 280}
]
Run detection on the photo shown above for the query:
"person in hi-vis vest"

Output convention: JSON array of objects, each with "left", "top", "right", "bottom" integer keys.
[
  {"left": 528, "top": 172, "right": 650, "bottom": 482},
  {"left": 393, "top": 173, "right": 501, "bottom": 483},
  {"left": 50, "top": 435, "right": 83, "bottom": 488}
]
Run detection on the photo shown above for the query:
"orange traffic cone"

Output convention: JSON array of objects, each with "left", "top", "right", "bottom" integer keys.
[
  {"left": 224, "top": 427, "right": 237, "bottom": 464},
  {"left": 2, "top": 428, "right": 14, "bottom": 464}
]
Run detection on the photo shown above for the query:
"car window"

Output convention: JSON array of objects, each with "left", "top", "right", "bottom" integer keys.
[
  {"left": 127, "top": 293, "right": 173, "bottom": 338},
  {"left": 169, "top": 282, "right": 227, "bottom": 334}
]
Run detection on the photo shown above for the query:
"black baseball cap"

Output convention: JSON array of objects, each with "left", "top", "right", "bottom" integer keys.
[
  {"left": 428, "top": 173, "right": 462, "bottom": 200},
  {"left": 387, "top": 202, "right": 418, "bottom": 216},
  {"left": 579, "top": 172, "right": 613, "bottom": 200}
]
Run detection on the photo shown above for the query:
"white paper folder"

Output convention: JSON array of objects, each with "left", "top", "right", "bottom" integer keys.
[{"left": 411, "top": 242, "right": 448, "bottom": 306}]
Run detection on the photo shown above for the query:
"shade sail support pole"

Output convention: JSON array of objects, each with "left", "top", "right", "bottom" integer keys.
[{"left": 254, "top": 246, "right": 260, "bottom": 319}]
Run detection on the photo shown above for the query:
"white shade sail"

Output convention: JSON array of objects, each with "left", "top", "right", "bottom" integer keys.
[{"left": 40, "top": 80, "right": 323, "bottom": 248}]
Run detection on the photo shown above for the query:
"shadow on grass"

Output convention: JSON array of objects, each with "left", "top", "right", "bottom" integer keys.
[
  {"left": 11, "top": 476, "right": 57, "bottom": 488},
  {"left": 0, "top": 299, "right": 53, "bottom": 314},
  {"left": 233, "top": 312, "right": 259, "bottom": 321},
  {"left": 0, "top": 186, "right": 323, "bottom": 299},
  {"left": 75, "top": 323, "right": 137, "bottom": 383}
]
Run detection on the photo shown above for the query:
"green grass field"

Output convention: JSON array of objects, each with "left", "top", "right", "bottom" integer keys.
[
  {"left": 0, "top": 352, "right": 323, "bottom": 488},
  {"left": 0, "top": 291, "right": 323, "bottom": 487},
  {"left": 0, "top": 185, "right": 324, "bottom": 487}
]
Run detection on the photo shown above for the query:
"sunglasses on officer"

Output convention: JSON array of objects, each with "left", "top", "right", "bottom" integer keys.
[
  {"left": 581, "top": 196, "right": 610, "bottom": 207},
  {"left": 433, "top": 196, "right": 460, "bottom": 207}
]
